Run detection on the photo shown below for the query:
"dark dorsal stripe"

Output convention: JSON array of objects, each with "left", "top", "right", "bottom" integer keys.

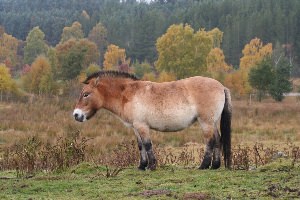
[{"left": 83, "top": 70, "right": 139, "bottom": 84}]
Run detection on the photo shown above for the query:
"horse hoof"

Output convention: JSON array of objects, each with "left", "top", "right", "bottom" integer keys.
[
  {"left": 199, "top": 159, "right": 211, "bottom": 169},
  {"left": 199, "top": 162, "right": 211, "bottom": 169},
  {"left": 211, "top": 160, "right": 221, "bottom": 169},
  {"left": 138, "top": 166, "right": 146, "bottom": 171},
  {"left": 147, "top": 164, "right": 157, "bottom": 171},
  {"left": 198, "top": 165, "right": 210, "bottom": 170}
]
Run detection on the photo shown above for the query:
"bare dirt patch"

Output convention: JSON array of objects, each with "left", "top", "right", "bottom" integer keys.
[
  {"left": 140, "top": 189, "right": 172, "bottom": 197},
  {"left": 183, "top": 192, "right": 209, "bottom": 200}
]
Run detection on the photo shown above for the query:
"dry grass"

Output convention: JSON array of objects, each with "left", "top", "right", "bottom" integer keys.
[
  {"left": 1, "top": 135, "right": 299, "bottom": 175},
  {"left": 292, "top": 78, "right": 300, "bottom": 91},
  {"left": 232, "top": 97, "right": 300, "bottom": 146},
  {"left": 0, "top": 96, "right": 299, "bottom": 173},
  {"left": 0, "top": 96, "right": 299, "bottom": 148},
  {"left": 0, "top": 98, "right": 134, "bottom": 155}
]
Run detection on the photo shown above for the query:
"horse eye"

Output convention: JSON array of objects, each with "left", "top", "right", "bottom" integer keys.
[{"left": 83, "top": 93, "right": 89, "bottom": 98}]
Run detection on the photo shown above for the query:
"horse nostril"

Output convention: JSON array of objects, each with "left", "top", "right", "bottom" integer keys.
[{"left": 74, "top": 113, "right": 79, "bottom": 119}]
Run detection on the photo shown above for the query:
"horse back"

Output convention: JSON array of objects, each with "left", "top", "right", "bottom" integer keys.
[
  {"left": 124, "top": 76, "right": 225, "bottom": 131},
  {"left": 134, "top": 76, "right": 225, "bottom": 105}
]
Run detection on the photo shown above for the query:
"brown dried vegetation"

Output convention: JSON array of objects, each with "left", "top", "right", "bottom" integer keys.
[{"left": 0, "top": 96, "right": 299, "bottom": 176}]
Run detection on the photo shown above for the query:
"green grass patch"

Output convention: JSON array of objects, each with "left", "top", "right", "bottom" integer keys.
[{"left": 0, "top": 160, "right": 299, "bottom": 200}]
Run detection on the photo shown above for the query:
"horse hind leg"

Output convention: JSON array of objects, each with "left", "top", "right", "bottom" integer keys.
[
  {"left": 198, "top": 118, "right": 215, "bottom": 169},
  {"left": 211, "top": 126, "right": 221, "bottom": 169},
  {"left": 199, "top": 128, "right": 221, "bottom": 170},
  {"left": 199, "top": 137, "right": 214, "bottom": 169}
]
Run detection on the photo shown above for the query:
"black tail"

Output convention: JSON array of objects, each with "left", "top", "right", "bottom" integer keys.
[{"left": 221, "top": 88, "right": 232, "bottom": 169}]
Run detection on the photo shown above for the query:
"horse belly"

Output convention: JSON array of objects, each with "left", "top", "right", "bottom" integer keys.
[{"left": 146, "top": 106, "right": 198, "bottom": 132}]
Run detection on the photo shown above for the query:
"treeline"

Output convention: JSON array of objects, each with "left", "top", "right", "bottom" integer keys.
[
  {"left": 1, "top": 0, "right": 300, "bottom": 67},
  {"left": 0, "top": 0, "right": 296, "bottom": 102}
]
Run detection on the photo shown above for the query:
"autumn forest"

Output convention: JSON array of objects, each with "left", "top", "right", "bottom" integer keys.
[{"left": 0, "top": 0, "right": 299, "bottom": 100}]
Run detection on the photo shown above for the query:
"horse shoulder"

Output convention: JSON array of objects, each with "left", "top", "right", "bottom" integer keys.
[{"left": 120, "top": 81, "right": 145, "bottom": 121}]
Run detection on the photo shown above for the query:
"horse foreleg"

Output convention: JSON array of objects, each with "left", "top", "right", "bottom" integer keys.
[
  {"left": 133, "top": 122, "right": 157, "bottom": 170},
  {"left": 134, "top": 129, "right": 148, "bottom": 170},
  {"left": 144, "top": 140, "right": 156, "bottom": 170},
  {"left": 211, "top": 127, "right": 221, "bottom": 169}
]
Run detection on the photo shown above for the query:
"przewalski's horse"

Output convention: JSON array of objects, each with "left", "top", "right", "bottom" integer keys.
[{"left": 73, "top": 71, "right": 232, "bottom": 170}]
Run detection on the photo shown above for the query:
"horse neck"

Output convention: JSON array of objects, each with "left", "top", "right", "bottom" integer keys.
[{"left": 100, "top": 78, "right": 133, "bottom": 117}]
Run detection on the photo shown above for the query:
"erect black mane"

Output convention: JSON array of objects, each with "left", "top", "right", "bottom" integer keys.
[{"left": 83, "top": 70, "right": 139, "bottom": 84}]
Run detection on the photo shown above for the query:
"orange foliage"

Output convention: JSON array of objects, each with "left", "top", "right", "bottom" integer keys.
[{"left": 224, "top": 69, "right": 251, "bottom": 97}]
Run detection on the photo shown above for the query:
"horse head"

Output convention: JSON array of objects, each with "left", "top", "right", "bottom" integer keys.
[
  {"left": 73, "top": 71, "right": 139, "bottom": 122},
  {"left": 73, "top": 77, "right": 103, "bottom": 122}
]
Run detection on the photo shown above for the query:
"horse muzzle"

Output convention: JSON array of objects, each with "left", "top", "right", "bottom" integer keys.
[{"left": 73, "top": 109, "right": 87, "bottom": 122}]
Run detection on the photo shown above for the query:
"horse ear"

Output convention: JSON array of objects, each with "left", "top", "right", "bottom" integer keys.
[{"left": 94, "top": 76, "right": 100, "bottom": 87}]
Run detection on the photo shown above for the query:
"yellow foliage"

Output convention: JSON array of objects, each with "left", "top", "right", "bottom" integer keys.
[
  {"left": 103, "top": 44, "right": 126, "bottom": 70},
  {"left": 77, "top": 72, "right": 87, "bottom": 83},
  {"left": 0, "top": 33, "right": 19, "bottom": 66},
  {"left": 207, "top": 48, "right": 230, "bottom": 72},
  {"left": 60, "top": 21, "right": 84, "bottom": 44},
  {"left": 207, "top": 28, "right": 223, "bottom": 48},
  {"left": 85, "top": 63, "right": 101, "bottom": 76},
  {"left": 207, "top": 48, "right": 232, "bottom": 82},
  {"left": 141, "top": 71, "right": 176, "bottom": 83},
  {"left": 142, "top": 72, "right": 157, "bottom": 81},
  {"left": 240, "top": 38, "right": 272, "bottom": 70},
  {"left": 31, "top": 56, "right": 51, "bottom": 91},
  {"left": 155, "top": 24, "right": 213, "bottom": 79},
  {"left": 22, "top": 56, "right": 55, "bottom": 94},
  {"left": 78, "top": 63, "right": 101, "bottom": 83},
  {"left": 0, "top": 63, "right": 14, "bottom": 93},
  {"left": 225, "top": 38, "right": 273, "bottom": 97},
  {"left": 157, "top": 71, "right": 176, "bottom": 82}
]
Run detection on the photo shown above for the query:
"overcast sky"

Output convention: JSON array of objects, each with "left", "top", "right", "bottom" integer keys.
[{"left": 137, "top": 0, "right": 152, "bottom": 3}]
